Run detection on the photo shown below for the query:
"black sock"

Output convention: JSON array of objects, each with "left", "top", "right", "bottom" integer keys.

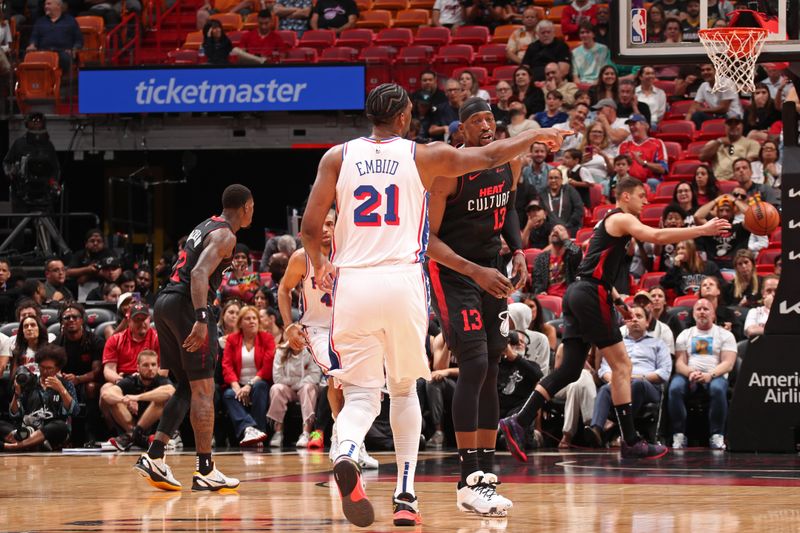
[
  {"left": 132, "top": 425, "right": 143, "bottom": 439},
  {"left": 197, "top": 453, "right": 213, "bottom": 475},
  {"left": 516, "top": 390, "right": 546, "bottom": 429},
  {"left": 148, "top": 438, "right": 166, "bottom": 459},
  {"left": 477, "top": 448, "right": 495, "bottom": 473},
  {"left": 614, "top": 403, "right": 638, "bottom": 446},
  {"left": 457, "top": 448, "right": 480, "bottom": 486}
]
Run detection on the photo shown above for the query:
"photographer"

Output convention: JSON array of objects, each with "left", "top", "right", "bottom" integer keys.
[
  {"left": 3, "top": 113, "right": 60, "bottom": 213},
  {"left": 0, "top": 344, "right": 79, "bottom": 451}
]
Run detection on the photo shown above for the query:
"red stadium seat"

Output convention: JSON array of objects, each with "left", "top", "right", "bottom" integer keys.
[
  {"left": 666, "top": 159, "right": 702, "bottom": 182},
  {"left": 537, "top": 294, "right": 563, "bottom": 317},
  {"left": 356, "top": 9, "right": 393, "bottom": 29},
  {"left": 639, "top": 271, "right": 666, "bottom": 290},
  {"left": 768, "top": 227, "right": 781, "bottom": 248},
  {"left": 431, "top": 44, "right": 473, "bottom": 78},
  {"left": 757, "top": 248, "right": 780, "bottom": 267},
  {"left": 319, "top": 46, "right": 359, "bottom": 62},
  {"left": 663, "top": 99, "right": 694, "bottom": 121},
  {"left": 718, "top": 180, "right": 737, "bottom": 194},
  {"left": 653, "top": 79, "right": 675, "bottom": 96},
  {"left": 413, "top": 26, "right": 451, "bottom": 47},
  {"left": 654, "top": 120, "right": 696, "bottom": 147},
  {"left": 374, "top": 27, "right": 414, "bottom": 49},
  {"left": 591, "top": 203, "right": 615, "bottom": 224},
  {"left": 492, "top": 23, "right": 523, "bottom": 43},
  {"left": 373, "top": 0, "right": 409, "bottom": 11},
  {"left": 336, "top": 28, "right": 374, "bottom": 50},
  {"left": 275, "top": 30, "right": 298, "bottom": 48},
  {"left": 588, "top": 183, "right": 604, "bottom": 208},
  {"left": 663, "top": 141, "right": 682, "bottom": 165},
  {"left": 575, "top": 227, "right": 593, "bottom": 244},
  {"left": 281, "top": 47, "right": 319, "bottom": 63},
  {"left": 392, "top": 9, "right": 429, "bottom": 27},
  {"left": 641, "top": 204, "right": 666, "bottom": 227},
  {"left": 452, "top": 66, "right": 489, "bottom": 86},
  {"left": 492, "top": 64, "right": 517, "bottom": 82},
  {"left": 76, "top": 15, "right": 105, "bottom": 65},
  {"left": 524, "top": 248, "right": 544, "bottom": 276},
  {"left": 694, "top": 118, "right": 726, "bottom": 142},
  {"left": 652, "top": 181, "right": 677, "bottom": 203},
  {"left": 451, "top": 25, "right": 490, "bottom": 47},
  {"left": 684, "top": 141, "right": 706, "bottom": 160},
  {"left": 166, "top": 48, "right": 200, "bottom": 64},
  {"left": 394, "top": 45, "right": 433, "bottom": 91},
  {"left": 360, "top": 46, "right": 394, "bottom": 91},
  {"left": 300, "top": 29, "right": 337, "bottom": 51},
  {"left": 473, "top": 43, "right": 508, "bottom": 71},
  {"left": 673, "top": 294, "right": 698, "bottom": 308}
]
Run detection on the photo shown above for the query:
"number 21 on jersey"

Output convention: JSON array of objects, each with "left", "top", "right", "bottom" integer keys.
[{"left": 353, "top": 184, "right": 400, "bottom": 226}]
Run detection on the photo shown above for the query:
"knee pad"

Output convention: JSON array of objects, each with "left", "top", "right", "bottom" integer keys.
[
  {"left": 343, "top": 385, "right": 382, "bottom": 419},
  {"left": 456, "top": 346, "right": 489, "bottom": 388},
  {"left": 387, "top": 378, "right": 417, "bottom": 398}
]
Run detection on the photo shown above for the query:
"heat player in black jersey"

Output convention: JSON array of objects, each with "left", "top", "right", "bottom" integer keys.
[
  {"left": 427, "top": 97, "right": 538, "bottom": 516},
  {"left": 134, "top": 184, "right": 254, "bottom": 493},
  {"left": 500, "top": 177, "right": 731, "bottom": 460}
]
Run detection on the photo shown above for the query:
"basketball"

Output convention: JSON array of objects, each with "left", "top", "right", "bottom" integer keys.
[{"left": 743, "top": 200, "right": 780, "bottom": 236}]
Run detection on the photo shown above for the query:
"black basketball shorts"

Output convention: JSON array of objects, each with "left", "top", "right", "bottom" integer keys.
[
  {"left": 154, "top": 291, "right": 218, "bottom": 381},
  {"left": 427, "top": 259, "right": 509, "bottom": 360},
  {"left": 562, "top": 280, "right": 623, "bottom": 349}
]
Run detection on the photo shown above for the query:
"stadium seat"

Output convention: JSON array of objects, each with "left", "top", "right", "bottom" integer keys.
[
  {"left": 684, "top": 141, "right": 706, "bottom": 159},
  {"left": 431, "top": 44, "right": 473, "bottom": 78},
  {"left": 373, "top": 0, "right": 409, "bottom": 11},
  {"left": 721, "top": 271, "right": 735, "bottom": 282},
  {"left": 243, "top": 11, "right": 258, "bottom": 30},
  {"left": 652, "top": 181, "right": 677, "bottom": 203},
  {"left": 492, "top": 64, "right": 517, "bottom": 82},
  {"left": 524, "top": 248, "right": 543, "bottom": 276},
  {"left": 666, "top": 159, "right": 701, "bottom": 181},
  {"left": 474, "top": 43, "right": 508, "bottom": 71},
  {"left": 228, "top": 30, "right": 243, "bottom": 46},
  {"left": 654, "top": 120, "right": 696, "bottom": 146},
  {"left": 47, "top": 323, "right": 61, "bottom": 336},
  {"left": 492, "top": 24, "right": 522, "bottom": 43},
  {"left": 40, "top": 308, "right": 59, "bottom": 326},
  {"left": 409, "top": 0, "right": 434, "bottom": 8},
  {"left": 640, "top": 204, "right": 666, "bottom": 227},
  {"left": 336, "top": 28, "right": 374, "bottom": 49},
  {"left": 0, "top": 322, "right": 19, "bottom": 336},
  {"left": 319, "top": 46, "right": 359, "bottom": 62},
  {"left": 356, "top": 9, "right": 393, "bottom": 29},
  {"left": 694, "top": 118, "right": 727, "bottom": 142},
  {"left": 663, "top": 141, "right": 682, "bottom": 165},
  {"left": 756, "top": 248, "right": 780, "bottom": 268},
  {"left": 547, "top": 4, "right": 566, "bottom": 22},
  {"left": 183, "top": 31, "right": 203, "bottom": 50},
  {"left": 360, "top": 46, "right": 394, "bottom": 90},
  {"left": 300, "top": 29, "right": 337, "bottom": 51},
  {"left": 85, "top": 308, "right": 115, "bottom": 327},
  {"left": 167, "top": 49, "right": 200, "bottom": 64},
  {"left": 374, "top": 27, "right": 414, "bottom": 48},
  {"left": 413, "top": 26, "right": 451, "bottom": 47},
  {"left": 591, "top": 203, "right": 615, "bottom": 224},
  {"left": 210, "top": 12, "right": 242, "bottom": 31},
  {"left": 275, "top": 30, "right": 298, "bottom": 48},
  {"left": 575, "top": 227, "right": 593, "bottom": 244},
  {"left": 768, "top": 227, "right": 781, "bottom": 248},
  {"left": 673, "top": 294, "right": 698, "bottom": 308},
  {"left": 639, "top": 271, "right": 666, "bottom": 291},
  {"left": 281, "top": 47, "right": 319, "bottom": 63},
  {"left": 356, "top": 0, "right": 373, "bottom": 11},
  {"left": 392, "top": 9, "right": 429, "bottom": 27},
  {"left": 451, "top": 25, "right": 490, "bottom": 47},
  {"left": 718, "top": 180, "right": 738, "bottom": 194},
  {"left": 663, "top": 99, "right": 694, "bottom": 121},
  {"left": 588, "top": 183, "right": 604, "bottom": 208},
  {"left": 653, "top": 79, "right": 675, "bottom": 96},
  {"left": 16, "top": 52, "right": 61, "bottom": 110},
  {"left": 452, "top": 66, "right": 489, "bottom": 86},
  {"left": 538, "top": 294, "right": 563, "bottom": 317},
  {"left": 94, "top": 320, "right": 116, "bottom": 336},
  {"left": 76, "top": 15, "right": 105, "bottom": 64}
]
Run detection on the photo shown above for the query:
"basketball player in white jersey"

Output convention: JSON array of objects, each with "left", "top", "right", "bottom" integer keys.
[
  {"left": 277, "top": 209, "right": 379, "bottom": 469},
  {"left": 302, "top": 83, "right": 569, "bottom": 528}
]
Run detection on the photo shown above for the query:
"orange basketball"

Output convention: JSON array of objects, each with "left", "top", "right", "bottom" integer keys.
[{"left": 743, "top": 200, "right": 780, "bottom": 236}]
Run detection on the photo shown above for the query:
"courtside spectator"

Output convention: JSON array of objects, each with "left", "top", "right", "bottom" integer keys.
[
  {"left": 197, "top": 0, "right": 251, "bottom": 31},
  {"left": 20, "top": 279, "right": 47, "bottom": 307},
  {"left": 274, "top": 0, "right": 311, "bottom": 35},
  {"left": 744, "top": 274, "right": 778, "bottom": 338},
  {"left": 572, "top": 22, "right": 610, "bottom": 84},
  {"left": 618, "top": 114, "right": 667, "bottom": 190},
  {"left": 102, "top": 302, "right": 159, "bottom": 384},
  {"left": 628, "top": 290, "right": 675, "bottom": 354},
  {"left": 234, "top": 9, "right": 288, "bottom": 63},
  {"left": 101, "top": 292, "right": 136, "bottom": 340},
  {"left": 0, "top": 258, "right": 14, "bottom": 322},
  {"left": 552, "top": 343, "right": 597, "bottom": 448},
  {"left": 723, "top": 248, "right": 759, "bottom": 307},
  {"left": 541, "top": 168, "right": 584, "bottom": 236},
  {"left": 425, "top": 334, "right": 458, "bottom": 449},
  {"left": 10, "top": 315, "right": 50, "bottom": 375},
  {"left": 310, "top": 0, "right": 357, "bottom": 34},
  {"left": 497, "top": 331, "right": 544, "bottom": 431},
  {"left": 67, "top": 229, "right": 116, "bottom": 302},
  {"left": 531, "top": 224, "right": 582, "bottom": 297},
  {"left": 506, "top": 7, "right": 539, "bottom": 65},
  {"left": 560, "top": 0, "right": 597, "bottom": 40},
  {"left": 521, "top": 20, "right": 571, "bottom": 80},
  {"left": 26, "top": 0, "right": 82, "bottom": 70},
  {"left": 86, "top": 256, "right": 123, "bottom": 301},
  {"left": 218, "top": 299, "right": 242, "bottom": 350},
  {"left": 267, "top": 342, "right": 321, "bottom": 448},
  {"left": 686, "top": 63, "right": 744, "bottom": 129}
]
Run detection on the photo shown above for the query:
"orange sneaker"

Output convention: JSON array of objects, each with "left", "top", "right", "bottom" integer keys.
[
  {"left": 308, "top": 430, "right": 324, "bottom": 449},
  {"left": 333, "top": 457, "right": 374, "bottom": 527}
]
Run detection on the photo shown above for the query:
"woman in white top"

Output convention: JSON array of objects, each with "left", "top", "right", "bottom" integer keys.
[
  {"left": 11, "top": 316, "right": 50, "bottom": 376},
  {"left": 459, "top": 70, "right": 491, "bottom": 102},
  {"left": 578, "top": 121, "right": 615, "bottom": 181},
  {"left": 635, "top": 66, "right": 667, "bottom": 126},
  {"left": 749, "top": 140, "right": 781, "bottom": 188}
]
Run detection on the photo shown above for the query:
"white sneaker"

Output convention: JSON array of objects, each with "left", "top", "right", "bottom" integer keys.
[
  {"left": 192, "top": 466, "right": 240, "bottom": 491},
  {"left": 709, "top": 434, "right": 726, "bottom": 450},
  {"left": 481, "top": 473, "right": 513, "bottom": 510},
  {"left": 133, "top": 453, "right": 182, "bottom": 491},
  {"left": 269, "top": 431, "right": 283, "bottom": 448},
  {"left": 166, "top": 432, "right": 183, "bottom": 450},
  {"left": 672, "top": 433, "right": 687, "bottom": 450},
  {"left": 456, "top": 471, "right": 512, "bottom": 517},
  {"left": 241, "top": 427, "right": 267, "bottom": 447},
  {"left": 358, "top": 443, "right": 379, "bottom": 470},
  {"left": 296, "top": 432, "right": 310, "bottom": 448}
]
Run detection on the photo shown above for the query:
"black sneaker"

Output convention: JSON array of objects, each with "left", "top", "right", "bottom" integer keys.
[
  {"left": 621, "top": 439, "right": 669, "bottom": 459},
  {"left": 393, "top": 492, "right": 422, "bottom": 526},
  {"left": 498, "top": 415, "right": 528, "bottom": 463},
  {"left": 110, "top": 432, "right": 134, "bottom": 451},
  {"left": 584, "top": 425, "right": 605, "bottom": 448},
  {"left": 333, "top": 457, "right": 374, "bottom": 527}
]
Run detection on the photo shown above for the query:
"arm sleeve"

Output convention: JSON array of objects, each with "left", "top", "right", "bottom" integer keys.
[{"left": 501, "top": 190, "right": 523, "bottom": 252}]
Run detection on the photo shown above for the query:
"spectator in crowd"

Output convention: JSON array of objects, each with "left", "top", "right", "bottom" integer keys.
[
  {"left": 532, "top": 224, "right": 582, "bottom": 297},
  {"left": 259, "top": 234, "right": 297, "bottom": 274},
  {"left": 429, "top": 78, "right": 464, "bottom": 141},
  {"left": 197, "top": 0, "right": 251, "bottom": 30},
  {"left": 102, "top": 302, "right": 159, "bottom": 385},
  {"left": 641, "top": 203, "right": 683, "bottom": 273},
  {"left": 115, "top": 271, "right": 136, "bottom": 294},
  {"left": 86, "top": 256, "right": 123, "bottom": 301},
  {"left": 497, "top": 330, "right": 544, "bottom": 428},
  {"left": 534, "top": 90, "right": 568, "bottom": 129},
  {"left": 511, "top": 65, "right": 544, "bottom": 117},
  {"left": 2, "top": 301, "right": 56, "bottom": 367},
  {"left": 594, "top": 2, "right": 611, "bottom": 44},
  {"left": 201, "top": 19, "right": 233, "bottom": 64},
  {"left": 274, "top": 0, "right": 311, "bottom": 35},
  {"left": 750, "top": 140, "right": 781, "bottom": 188},
  {"left": 681, "top": 0, "right": 701, "bottom": 41},
  {"left": 135, "top": 268, "right": 155, "bottom": 306},
  {"left": 560, "top": 148, "right": 595, "bottom": 206},
  {"left": 588, "top": 65, "right": 618, "bottom": 105},
  {"left": 507, "top": 101, "right": 540, "bottom": 137},
  {"left": 663, "top": 239, "right": 722, "bottom": 296},
  {"left": 154, "top": 252, "right": 175, "bottom": 293},
  {"left": 628, "top": 290, "right": 675, "bottom": 353},
  {"left": 774, "top": 255, "right": 782, "bottom": 277},
  {"left": 412, "top": 70, "right": 447, "bottom": 108},
  {"left": 541, "top": 62, "right": 578, "bottom": 107},
  {"left": 635, "top": 66, "right": 667, "bottom": 126},
  {"left": 459, "top": 70, "right": 490, "bottom": 102},
  {"left": 26, "top": 0, "right": 82, "bottom": 70},
  {"left": 10, "top": 315, "right": 50, "bottom": 375},
  {"left": 686, "top": 64, "right": 744, "bottom": 129},
  {"left": 411, "top": 91, "right": 436, "bottom": 142},
  {"left": 541, "top": 168, "right": 584, "bottom": 236},
  {"left": 267, "top": 342, "right": 321, "bottom": 448},
  {"left": 731, "top": 158, "right": 779, "bottom": 206},
  {"left": 723, "top": 248, "right": 759, "bottom": 307},
  {"left": 586, "top": 304, "right": 671, "bottom": 446},
  {"left": 101, "top": 283, "right": 121, "bottom": 304},
  {"left": 695, "top": 196, "right": 753, "bottom": 270},
  {"left": 522, "top": 141, "right": 556, "bottom": 190},
  {"left": 522, "top": 203, "right": 554, "bottom": 250},
  {"left": 234, "top": 9, "right": 288, "bottom": 63},
  {"left": 218, "top": 299, "right": 242, "bottom": 350},
  {"left": 222, "top": 305, "right": 275, "bottom": 446},
  {"left": 699, "top": 116, "right": 759, "bottom": 182},
  {"left": 103, "top": 350, "right": 175, "bottom": 451},
  {"left": 100, "top": 292, "right": 135, "bottom": 340},
  {"left": 744, "top": 83, "right": 781, "bottom": 140},
  {"left": 432, "top": 0, "right": 465, "bottom": 31},
  {"left": 674, "top": 64, "right": 703, "bottom": 100},
  {"left": 218, "top": 244, "right": 263, "bottom": 304},
  {"left": 521, "top": 20, "right": 571, "bottom": 80},
  {"left": 669, "top": 298, "right": 737, "bottom": 450},
  {"left": 253, "top": 286, "right": 273, "bottom": 312},
  {"left": 0, "top": 345, "right": 78, "bottom": 452},
  {"left": 744, "top": 275, "right": 778, "bottom": 338},
  {"left": 553, "top": 101, "right": 589, "bottom": 155},
  {"left": 67, "top": 229, "right": 116, "bottom": 302},
  {"left": 593, "top": 98, "right": 630, "bottom": 148},
  {"left": 463, "top": 0, "right": 502, "bottom": 29},
  {"left": 508, "top": 302, "right": 552, "bottom": 375},
  {"left": 520, "top": 293, "right": 558, "bottom": 350},
  {"left": 0, "top": 258, "right": 15, "bottom": 322},
  {"left": 760, "top": 62, "right": 794, "bottom": 102},
  {"left": 506, "top": 6, "right": 539, "bottom": 64},
  {"left": 616, "top": 80, "right": 651, "bottom": 125},
  {"left": 425, "top": 334, "right": 458, "bottom": 449},
  {"left": 578, "top": 121, "right": 614, "bottom": 182},
  {"left": 515, "top": 160, "right": 544, "bottom": 224},
  {"left": 491, "top": 80, "right": 514, "bottom": 125},
  {"left": 680, "top": 275, "right": 740, "bottom": 339},
  {"left": 260, "top": 307, "right": 283, "bottom": 339},
  {"left": 560, "top": 0, "right": 597, "bottom": 41},
  {"left": 600, "top": 154, "right": 632, "bottom": 202},
  {"left": 21, "top": 279, "right": 47, "bottom": 307},
  {"left": 648, "top": 286, "right": 670, "bottom": 324},
  {"left": 691, "top": 164, "right": 719, "bottom": 206},
  {"left": 571, "top": 22, "right": 610, "bottom": 84},
  {"left": 672, "top": 181, "right": 699, "bottom": 221},
  {"left": 551, "top": 343, "right": 596, "bottom": 448},
  {"left": 310, "top": 0, "right": 357, "bottom": 34},
  {"left": 663, "top": 16, "right": 683, "bottom": 43},
  {"left": 646, "top": 4, "right": 666, "bottom": 42}
]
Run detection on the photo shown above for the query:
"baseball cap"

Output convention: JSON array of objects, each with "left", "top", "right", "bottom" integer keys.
[
  {"left": 413, "top": 91, "right": 433, "bottom": 104},
  {"left": 725, "top": 116, "right": 743, "bottom": 125},
  {"left": 592, "top": 98, "right": 617, "bottom": 110},
  {"left": 129, "top": 301, "right": 149, "bottom": 319},
  {"left": 100, "top": 256, "right": 121, "bottom": 269},
  {"left": 763, "top": 62, "right": 789, "bottom": 70},
  {"left": 117, "top": 292, "right": 134, "bottom": 311},
  {"left": 626, "top": 113, "right": 648, "bottom": 125},
  {"left": 633, "top": 290, "right": 652, "bottom": 304}
]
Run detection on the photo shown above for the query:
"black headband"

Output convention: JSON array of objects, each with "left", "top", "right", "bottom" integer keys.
[{"left": 459, "top": 97, "right": 492, "bottom": 123}]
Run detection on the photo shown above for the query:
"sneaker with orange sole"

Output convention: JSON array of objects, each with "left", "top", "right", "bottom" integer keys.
[
  {"left": 307, "top": 430, "right": 324, "bottom": 449},
  {"left": 333, "top": 457, "right": 374, "bottom": 527}
]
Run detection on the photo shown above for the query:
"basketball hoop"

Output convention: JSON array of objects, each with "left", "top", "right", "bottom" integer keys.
[{"left": 698, "top": 27, "right": 769, "bottom": 93}]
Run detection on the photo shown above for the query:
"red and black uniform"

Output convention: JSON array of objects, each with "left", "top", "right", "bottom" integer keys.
[
  {"left": 563, "top": 208, "right": 629, "bottom": 348},
  {"left": 428, "top": 163, "right": 514, "bottom": 359},
  {"left": 156, "top": 216, "right": 233, "bottom": 381}
]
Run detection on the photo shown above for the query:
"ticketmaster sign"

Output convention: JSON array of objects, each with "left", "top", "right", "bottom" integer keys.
[{"left": 79, "top": 65, "right": 365, "bottom": 113}]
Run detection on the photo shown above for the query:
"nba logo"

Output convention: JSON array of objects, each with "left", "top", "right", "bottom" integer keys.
[{"left": 631, "top": 8, "right": 647, "bottom": 44}]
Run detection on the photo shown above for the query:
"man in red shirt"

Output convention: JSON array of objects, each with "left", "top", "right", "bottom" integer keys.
[
  {"left": 618, "top": 114, "right": 668, "bottom": 192},
  {"left": 233, "top": 9, "right": 288, "bottom": 64},
  {"left": 561, "top": 0, "right": 597, "bottom": 41},
  {"left": 102, "top": 301, "right": 160, "bottom": 384}
]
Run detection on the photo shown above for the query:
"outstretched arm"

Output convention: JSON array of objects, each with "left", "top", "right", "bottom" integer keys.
[{"left": 606, "top": 212, "right": 731, "bottom": 246}]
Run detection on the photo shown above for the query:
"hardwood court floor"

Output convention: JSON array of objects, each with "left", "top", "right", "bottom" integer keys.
[{"left": 2, "top": 448, "right": 800, "bottom": 532}]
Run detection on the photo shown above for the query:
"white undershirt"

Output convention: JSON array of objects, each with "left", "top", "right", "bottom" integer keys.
[{"left": 239, "top": 342, "right": 257, "bottom": 384}]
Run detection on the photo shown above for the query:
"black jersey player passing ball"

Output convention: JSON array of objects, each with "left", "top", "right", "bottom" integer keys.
[
  {"left": 499, "top": 177, "right": 730, "bottom": 460},
  {"left": 134, "top": 184, "right": 254, "bottom": 491}
]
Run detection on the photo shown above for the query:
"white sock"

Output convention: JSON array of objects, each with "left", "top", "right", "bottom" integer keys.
[
  {"left": 389, "top": 380, "right": 422, "bottom": 498},
  {"left": 334, "top": 385, "right": 381, "bottom": 463}
]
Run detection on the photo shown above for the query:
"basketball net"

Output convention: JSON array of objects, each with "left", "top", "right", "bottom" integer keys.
[{"left": 698, "top": 27, "right": 768, "bottom": 93}]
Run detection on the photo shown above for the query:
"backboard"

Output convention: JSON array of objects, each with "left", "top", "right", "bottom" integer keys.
[{"left": 612, "top": 0, "right": 800, "bottom": 64}]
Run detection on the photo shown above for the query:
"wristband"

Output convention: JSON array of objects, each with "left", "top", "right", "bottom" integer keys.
[
  {"left": 195, "top": 308, "right": 209, "bottom": 323},
  {"left": 512, "top": 249, "right": 525, "bottom": 258},
  {"left": 614, "top": 297, "right": 625, "bottom": 306}
]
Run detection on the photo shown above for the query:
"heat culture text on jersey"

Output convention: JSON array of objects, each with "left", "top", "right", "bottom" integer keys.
[{"left": 470, "top": 182, "right": 511, "bottom": 213}]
